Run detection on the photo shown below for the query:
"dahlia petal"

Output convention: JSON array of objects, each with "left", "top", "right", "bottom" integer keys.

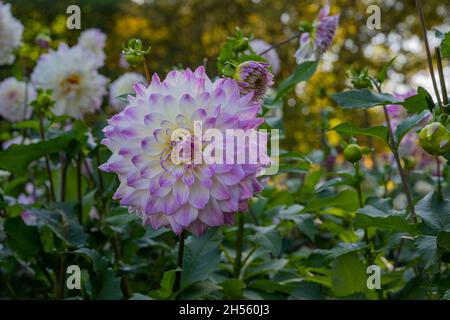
[{"left": 188, "top": 182, "right": 210, "bottom": 209}]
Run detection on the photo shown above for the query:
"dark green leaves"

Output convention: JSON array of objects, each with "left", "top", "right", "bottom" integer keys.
[
  {"left": 272, "top": 61, "right": 318, "bottom": 102},
  {"left": 331, "top": 252, "right": 367, "bottom": 297},
  {"left": 0, "top": 123, "right": 87, "bottom": 175},
  {"left": 401, "top": 87, "right": 434, "bottom": 113},
  {"left": 4, "top": 217, "right": 42, "bottom": 257},
  {"left": 331, "top": 89, "right": 400, "bottom": 109},
  {"left": 355, "top": 197, "right": 419, "bottom": 234},
  {"left": 394, "top": 110, "right": 429, "bottom": 147},
  {"left": 377, "top": 56, "right": 397, "bottom": 83},
  {"left": 415, "top": 191, "right": 450, "bottom": 233},
  {"left": 330, "top": 122, "right": 389, "bottom": 144},
  {"left": 181, "top": 229, "right": 223, "bottom": 289}
]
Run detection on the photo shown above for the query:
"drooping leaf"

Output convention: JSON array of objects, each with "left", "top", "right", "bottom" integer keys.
[
  {"left": 355, "top": 197, "right": 419, "bottom": 234},
  {"left": 415, "top": 191, "right": 450, "bottom": 233},
  {"left": 304, "top": 189, "right": 360, "bottom": 213},
  {"left": 0, "top": 123, "right": 87, "bottom": 175},
  {"left": 330, "top": 122, "right": 389, "bottom": 144},
  {"left": 4, "top": 217, "right": 42, "bottom": 257},
  {"left": 181, "top": 228, "right": 223, "bottom": 288},
  {"left": 394, "top": 110, "right": 429, "bottom": 147},
  {"left": 272, "top": 61, "right": 318, "bottom": 102},
  {"left": 331, "top": 89, "right": 400, "bottom": 109},
  {"left": 249, "top": 225, "right": 282, "bottom": 256},
  {"left": 331, "top": 252, "right": 367, "bottom": 297},
  {"left": 400, "top": 87, "right": 434, "bottom": 114},
  {"left": 414, "top": 236, "right": 439, "bottom": 269}
]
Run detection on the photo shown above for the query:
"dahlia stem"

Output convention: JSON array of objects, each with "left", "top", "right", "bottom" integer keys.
[
  {"left": 38, "top": 111, "right": 56, "bottom": 202},
  {"left": 258, "top": 33, "right": 302, "bottom": 56},
  {"left": 354, "top": 162, "right": 371, "bottom": 262},
  {"left": 95, "top": 148, "right": 105, "bottom": 195},
  {"left": 56, "top": 252, "right": 65, "bottom": 299},
  {"left": 415, "top": 0, "right": 442, "bottom": 107},
  {"left": 143, "top": 56, "right": 151, "bottom": 84},
  {"left": 76, "top": 153, "right": 83, "bottom": 223},
  {"left": 436, "top": 156, "right": 442, "bottom": 197},
  {"left": 60, "top": 157, "right": 69, "bottom": 202},
  {"left": 111, "top": 233, "right": 132, "bottom": 298},
  {"left": 435, "top": 47, "right": 448, "bottom": 105},
  {"left": 233, "top": 213, "right": 245, "bottom": 278},
  {"left": 174, "top": 230, "right": 186, "bottom": 292},
  {"left": 382, "top": 105, "right": 416, "bottom": 222}
]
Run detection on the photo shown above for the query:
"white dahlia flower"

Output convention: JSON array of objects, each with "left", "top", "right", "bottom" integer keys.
[
  {"left": 100, "top": 67, "right": 268, "bottom": 235},
  {"left": 77, "top": 28, "right": 107, "bottom": 67},
  {"left": 31, "top": 44, "right": 108, "bottom": 118},
  {"left": 0, "top": 1, "right": 24, "bottom": 66},
  {"left": 0, "top": 77, "right": 36, "bottom": 122},
  {"left": 109, "top": 72, "right": 146, "bottom": 111}
]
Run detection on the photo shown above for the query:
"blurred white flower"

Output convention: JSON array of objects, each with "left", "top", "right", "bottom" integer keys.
[
  {"left": 0, "top": 1, "right": 23, "bottom": 66},
  {"left": 77, "top": 28, "right": 107, "bottom": 67},
  {"left": 31, "top": 43, "right": 108, "bottom": 118},
  {"left": 0, "top": 77, "right": 36, "bottom": 122},
  {"left": 250, "top": 39, "right": 281, "bottom": 75},
  {"left": 109, "top": 72, "right": 146, "bottom": 111}
]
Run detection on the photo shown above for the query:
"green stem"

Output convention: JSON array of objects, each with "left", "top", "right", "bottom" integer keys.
[
  {"left": 76, "top": 154, "right": 83, "bottom": 223},
  {"left": 354, "top": 162, "right": 370, "bottom": 257},
  {"left": 56, "top": 252, "right": 65, "bottom": 299},
  {"left": 415, "top": 0, "right": 442, "bottom": 107},
  {"left": 38, "top": 111, "right": 55, "bottom": 202},
  {"left": 233, "top": 213, "right": 245, "bottom": 278},
  {"left": 436, "top": 156, "right": 442, "bottom": 197},
  {"left": 258, "top": 33, "right": 302, "bottom": 56},
  {"left": 435, "top": 47, "right": 448, "bottom": 105},
  {"left": 111, "top": 233, "right": 132, "bottom": 298},
  {"left": 174, "top": 230, "right": 186, "bottom": 292},
  {"left": 143, "top": 56, "right": 151, "bottom": 84}
]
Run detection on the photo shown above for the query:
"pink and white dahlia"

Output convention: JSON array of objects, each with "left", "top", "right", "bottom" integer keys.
[
  {"left": 31, "top": 43, "right": 108, "bottom": 118},
  {"left": 109, "top": 72, "right": 146, "bottom": 111},
  {"left": 100, "top": 67, "right": 266, "bottom": 235},
  {"left": 250, "top": 40, "right": 281, "bottom": 75},
  {"left": 0, "top": 77, "right": 36, "bottom": 122},
  {"left": 295, "top": 2, "right": 339, "bottom": 64},
  {"left": 234, "top": 61, "right": 273, "bottom": 102},
  {"left": 77, "top": 28, "right": 107, "bottom": 67},
  {"left": 0, "top": 1, "right": 24, "bottom": 66}
]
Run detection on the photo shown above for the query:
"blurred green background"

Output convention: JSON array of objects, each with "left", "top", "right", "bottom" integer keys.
[{"left": 4, "top": 0, "right": 449, "bottom": 153}]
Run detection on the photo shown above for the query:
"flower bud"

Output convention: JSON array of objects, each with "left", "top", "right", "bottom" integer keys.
[
  {"left": 35, "top": 33, "right": 51, "bottom": 49},
  {"left": 233, "top": 61, "right": 273, "bottom": 102},
  {"left": 418, "top": 122, "right": 450, "bottom": 156},
  {"left": 344, "top": 144, "right": 362, "bottom": 163},
  {"left": 124, "top": 52, "right": 143, "bottom": 66}
]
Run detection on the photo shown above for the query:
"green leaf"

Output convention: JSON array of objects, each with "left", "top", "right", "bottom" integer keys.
[
  {"left": 249, "top": 226, "right": 282, "bottom": 256},
  {"left": 415, "top": 191, "right": 450, "bottom": 233},
  {"left": 304, "top": 189, "right": 360, "bottom": 212},
  {"left": 331, "top": 89, "right": 400, "bottom": 109},
  {"left": 73, "top": 248, "right": 108, "bottom": 275},
  {"left": 0, "top": 124, "right": 87, "bottom": 175},
  {"left": 181, "top": 228, "right": 223, "bottom": 288},
  {"left": 97, "top": 268, "right": 123, "bottom": 300},
  {"left": 437, "top": 231, "right": 450, "bottom": 252},
  {"left": 400, "top": 87, "right": 434, "bottom": 114},
  {"left": 149, "top": 269, "right": 177, "bottom": 299},
  {"left": 440, "top": 31, "right": 450, "bottom": 58},
  {"left": 116, "top": 93, "right": 135, "bottom": 103},
  {"left": 330, "top": 122, "right": 389, "bottom": 144},
  {"left": 331, "top": 252, "right": 367, "bottom": 297},
  {"left": 30, "top": 206, "right": 88, "bottom": 247},
  {"left": 272, "top": 61, "right": 318, "bottom": 102},
  {"left": 221, "top": 279, "right": 246, "bottom": 299},
  {"left": 4, "top": 217, "right": 42, "bottom": 257},
  {"left": 377, "top": 56, "right": 397, "bottom": 83},
  {"left": 394, "top": 110, "right": 429, "bottom": 147},
  {"left": 355, "top": 197, "right": 419, "bottom": 234},
  {"left": 414, "top": 236, "right": 439, "bottom": 269},
  {"left": 249, "top": 279, "right": 293, "bottom": 294}
]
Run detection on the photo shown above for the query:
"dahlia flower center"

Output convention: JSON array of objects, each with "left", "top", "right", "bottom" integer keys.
[
  {"left": 60, "top": 73, "right": 81, "bottom": 93},
  {"left": 7, "top": 91, "right": 17, "bottom": 100}
]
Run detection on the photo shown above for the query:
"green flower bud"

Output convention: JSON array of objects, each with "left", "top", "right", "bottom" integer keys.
[
  {"left": 418, "top": 122, "right": 450, "bottom": 156},
  {"left": 403, "top": 156, "right": 417, "bottom": 170},
  {"left": 124, "top": 52, "right": 143, "bottom": 66},
  {"left": 34, "top": 89, "right": 54, "bottom": 113},
  {"left": 344, "top": 144, "right": 363, "bottom": 163}
]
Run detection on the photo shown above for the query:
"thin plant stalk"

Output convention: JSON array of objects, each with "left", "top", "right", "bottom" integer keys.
[
  {"left": 415, "top": 0, "right": 442, "bottom": 107},
  {"left": 233, "top": 213, "right": 245, "bottom": 278},
  {"left": 382, "top": 105, "right": 417, "bottom": 222},
  {"left": 435, "top": 47, "right": 448, "bottom": 105},
  {"left": 38, "top": 111, "right": 56, "bottom": 202},
  {"left": 143, "top": 57, "right": 151, "bottom": 84},
  {"left": 258, "top": 33, "right": 301, "bottom": 56},
  {"left": 56, "top": 252, "right": 65, "bottom": 299},
  {"left": 60, "top": 158, "right": 69, "bottom": 202},
  {"left": 111, "top": 233, "right": 132, "bottom": 298},
  {"left": 354, "top": 162, "right": 370, "bottom": 253},
  {"left": 76, "top": 154, "right": 83, "bottom": 223},
  {"left": 436, "top": 156, "right": 442, "bottom": 197},
  {"left": 174, "top": 230, "right": 186, "bottom": 292}
]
